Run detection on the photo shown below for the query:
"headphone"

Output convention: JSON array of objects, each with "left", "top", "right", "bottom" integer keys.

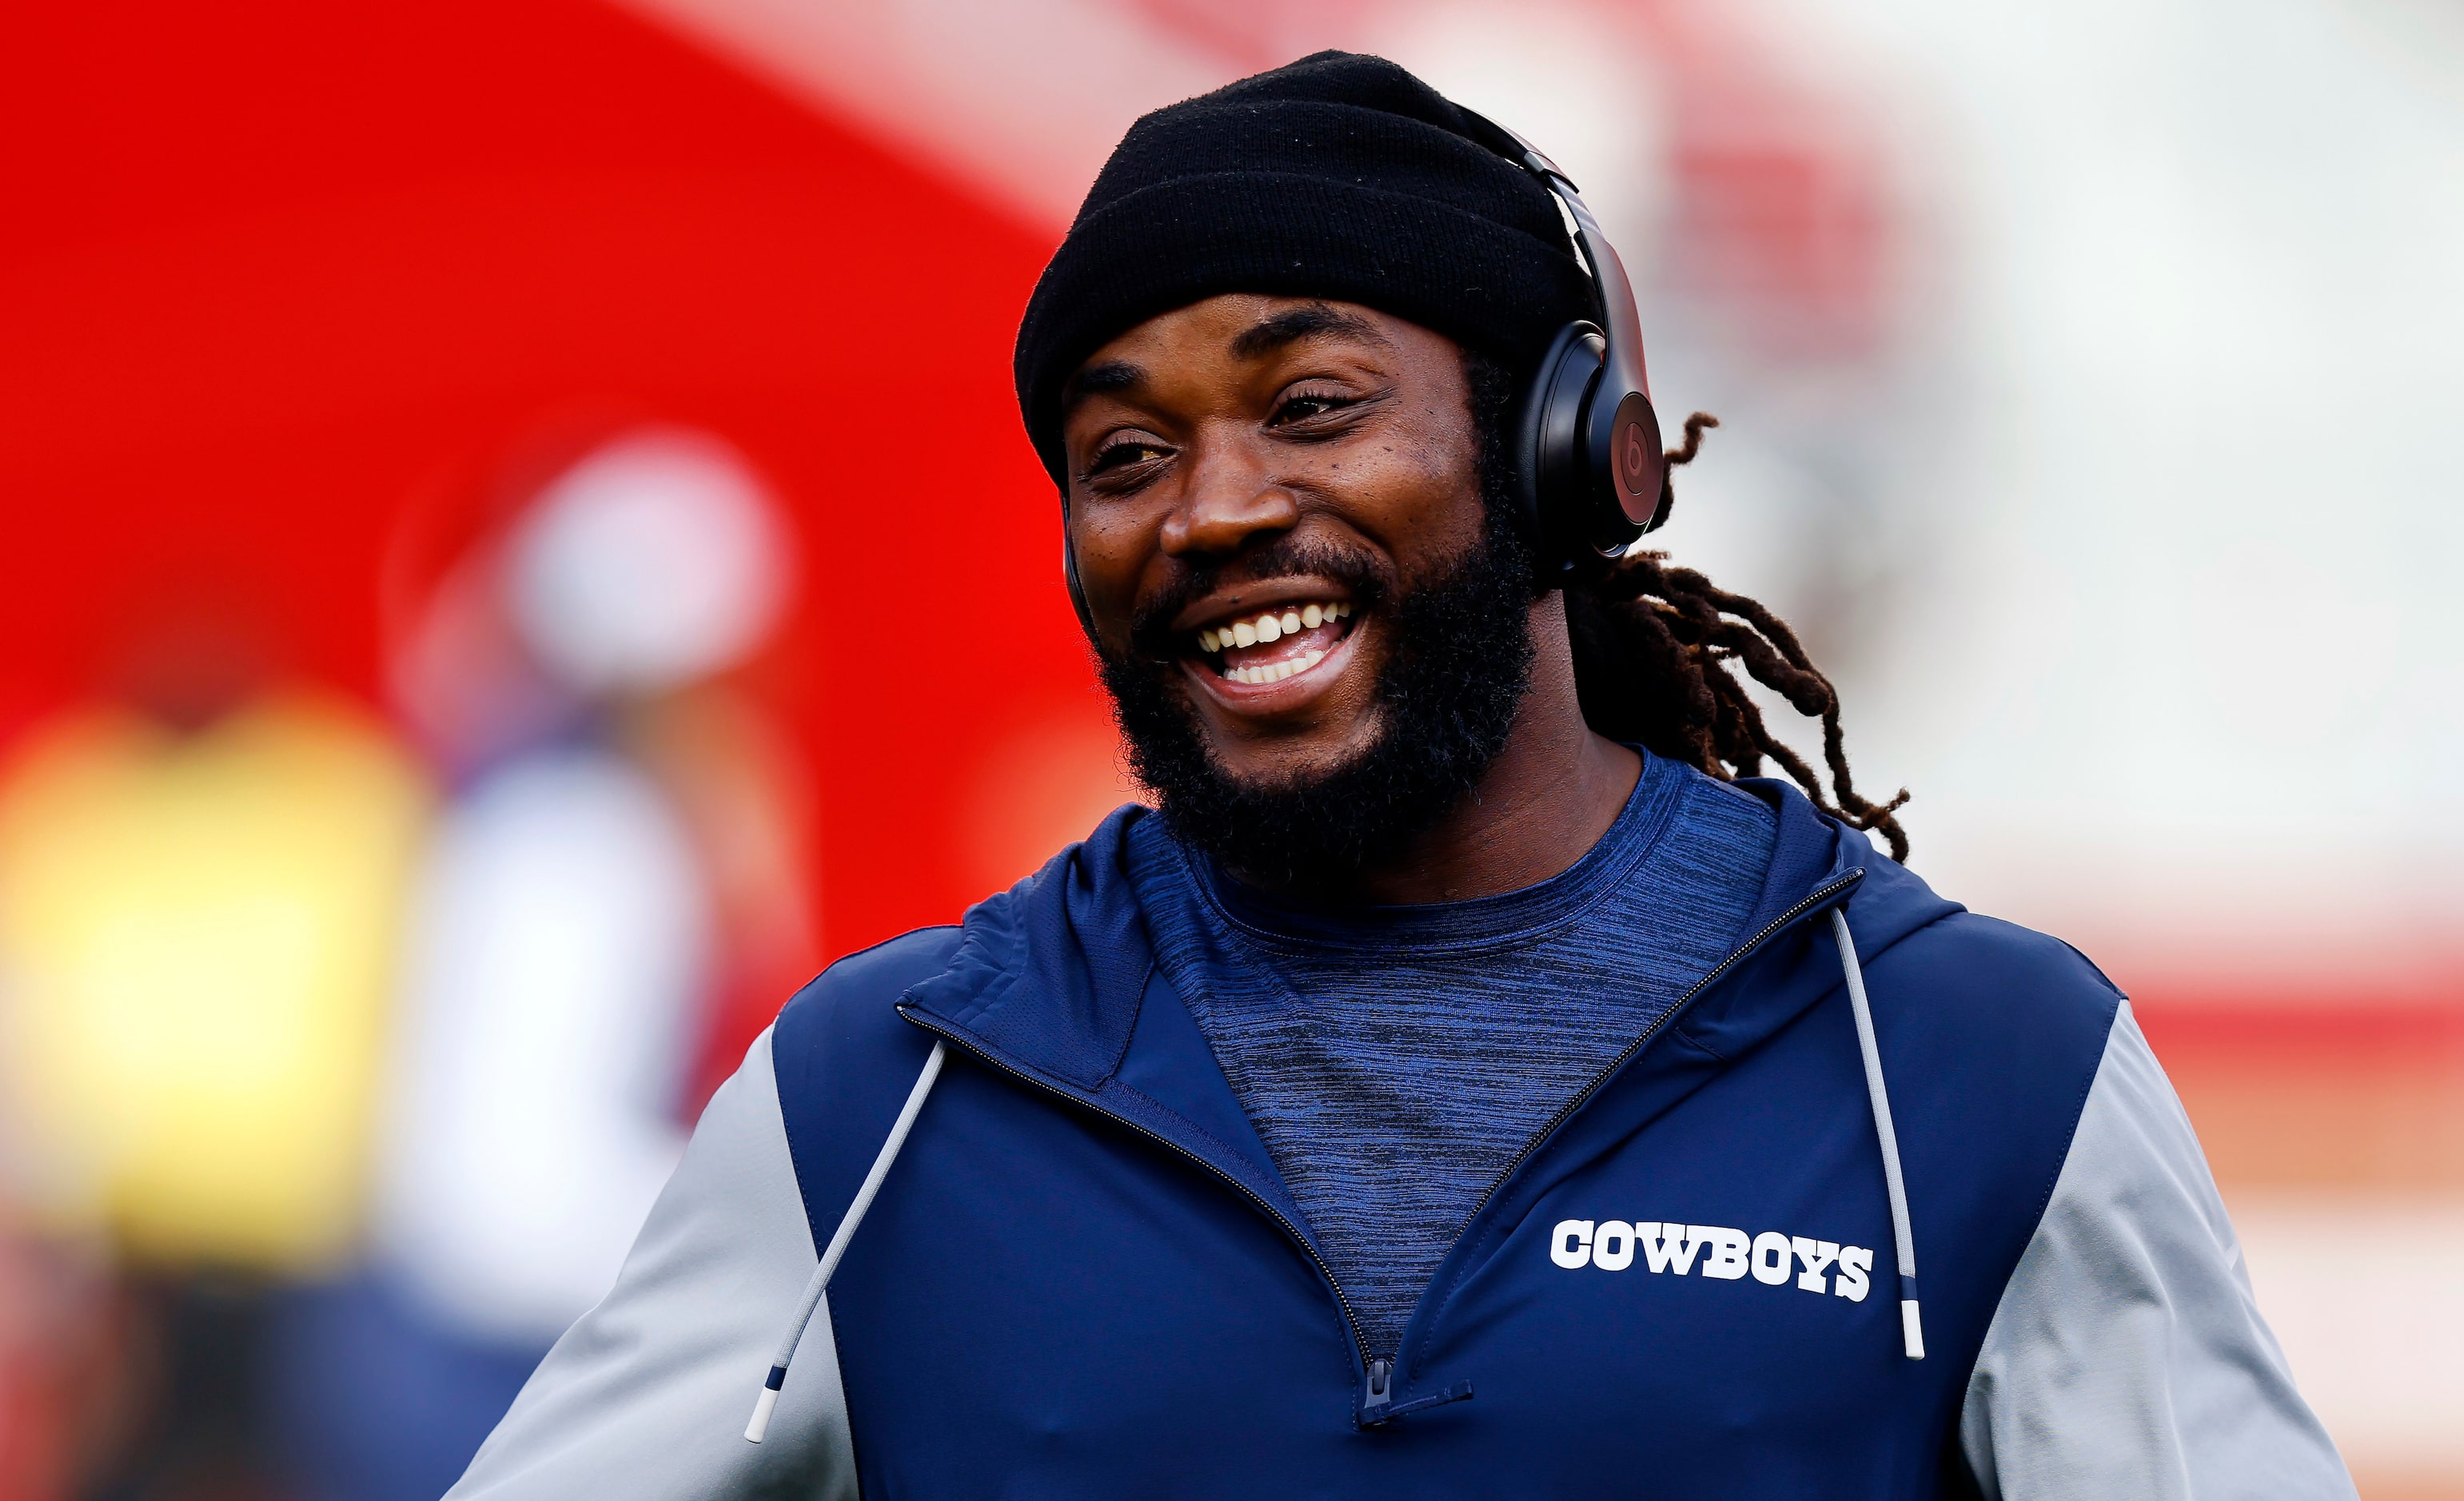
[
  {"left": 1060, "top": 109, "right": 1665, "bottom": 639},
  {"left": 1466, "top": 109, "right": 1670, "bottom": 564}
]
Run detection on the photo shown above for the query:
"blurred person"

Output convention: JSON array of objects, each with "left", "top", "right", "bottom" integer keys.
[
  {"left": 0, "top": 583, "right": 431, "bottom": 1498},
  {"left": 273, "top": 428, "right": 809, "bottom": 1501},
  {"left": 453, "top": 56, "right": 2349, "bottom": 1499}
]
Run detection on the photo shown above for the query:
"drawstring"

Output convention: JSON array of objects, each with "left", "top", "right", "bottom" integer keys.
[
  {"left": 740, "top": 911, "right": 1911, "bottom": 1439},
  {"left": 744, "top": 1039, "right": 947, "bottom": 1443},
  {"left": 1829, "top": 908, "right": 1923, "bottom": 1360}
]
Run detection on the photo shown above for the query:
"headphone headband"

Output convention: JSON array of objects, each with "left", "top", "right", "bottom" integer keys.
[{"left": 1457, "top": 106, "right": 1669, "bottom": 558}]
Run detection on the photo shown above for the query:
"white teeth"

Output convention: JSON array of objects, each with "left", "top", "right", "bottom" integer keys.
[
  {"left": 1198, "top": 601, "right": 1354, "bottom": 665},
  {"left": 1218, "top": 647, "right": 1335, "bottom": 687}
]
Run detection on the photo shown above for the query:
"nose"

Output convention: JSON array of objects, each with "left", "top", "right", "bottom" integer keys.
[{"left": 1159, "top": 436, "right": 1301, "bottom": 561}]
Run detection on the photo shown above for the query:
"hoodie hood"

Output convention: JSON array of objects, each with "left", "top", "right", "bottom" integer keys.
[{"left": 899, "top": 778, "right": 1964, "bottom": 1100}]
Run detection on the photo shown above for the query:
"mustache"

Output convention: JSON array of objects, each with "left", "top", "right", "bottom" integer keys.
[{"left": 1123, "top": 535, "right": 1394, "bottom": 661}]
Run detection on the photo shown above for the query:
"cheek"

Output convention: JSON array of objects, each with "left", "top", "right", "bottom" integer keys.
[
  {"left": 1070, "top": 505, "right": 1171, "bottom": 638},
  {"left": 1342, "top": 429, "right": 1485, "bottom": 568},
  {"left": 1071, "top": 501, "right": 1142, "bottom": 581}
]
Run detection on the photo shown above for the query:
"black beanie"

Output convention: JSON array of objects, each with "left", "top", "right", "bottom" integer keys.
[{"left": 1012, "top": 51, "right": 1598, "bottom": 488}]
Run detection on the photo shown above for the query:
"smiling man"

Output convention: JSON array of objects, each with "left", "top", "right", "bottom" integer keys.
[{"left": 450, "top": 53, "right": 2352, "bottom": 1499}]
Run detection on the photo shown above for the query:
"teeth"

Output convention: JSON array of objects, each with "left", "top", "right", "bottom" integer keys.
[
  {"left": 1195, "top": 601, "right": 1355, "bottom": 660},
  {"left": 1218, "top": 645, "right": 1336, "bottom": 686}
]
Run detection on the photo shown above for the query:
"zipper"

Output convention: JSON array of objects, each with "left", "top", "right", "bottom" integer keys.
[
  {"left": 1453, "top": 870, "right": 1864, "bottom": 1234},
  {"left": 896, "top": 868, "right": 1859, "bottom": 1412},
  {"left": 895, "top": 1006, "right": 1378, "bottom": 1380}
]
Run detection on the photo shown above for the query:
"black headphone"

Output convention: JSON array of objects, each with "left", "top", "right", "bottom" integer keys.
[
  {"left": 1059, "top": 110, "right": 1665, "bottom": 639},
  {"left": 1467, "top": 109, "right": 1670, "bottom": 565}
]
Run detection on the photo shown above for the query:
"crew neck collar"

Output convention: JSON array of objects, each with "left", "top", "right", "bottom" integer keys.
[{"left": 1186, "top": 749, "right": 1696, "bottom": 958}]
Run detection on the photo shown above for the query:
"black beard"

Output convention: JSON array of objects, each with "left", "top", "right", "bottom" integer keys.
[{"left": 1098, "top": 503, "right": 1541, "bottom": 894}]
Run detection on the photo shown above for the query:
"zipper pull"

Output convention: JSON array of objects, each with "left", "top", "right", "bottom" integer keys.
[{"left": 1363, "top": 1357, "right": 1393, "bottom": 1411}]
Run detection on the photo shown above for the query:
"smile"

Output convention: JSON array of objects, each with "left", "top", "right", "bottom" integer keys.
[{"left": 1191, "top": 600, "right": 1356, "bottom": 686}]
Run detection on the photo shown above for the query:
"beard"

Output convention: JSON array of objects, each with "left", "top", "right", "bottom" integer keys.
[{"left": 1097, "top": 500, "right": 1541, "bottom": 893}]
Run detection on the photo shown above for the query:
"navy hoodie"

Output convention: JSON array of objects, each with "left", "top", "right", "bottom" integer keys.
[{"left": 450, "top": 784, "right": 2351, "bottom": 1499}]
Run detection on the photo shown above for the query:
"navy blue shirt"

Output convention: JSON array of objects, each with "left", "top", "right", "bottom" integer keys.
[{"left": 1125, "top": 750, "right": 1779, "bottom": 1358}]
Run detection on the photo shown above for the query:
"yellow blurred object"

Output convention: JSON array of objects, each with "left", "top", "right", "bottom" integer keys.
[{"left": 0, "top": 694, "right": 429, "bottom": 1273}]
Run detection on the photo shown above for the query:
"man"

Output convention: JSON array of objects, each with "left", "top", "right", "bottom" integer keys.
[{"left": 451, "top": 53, "right": 2351, "bottom": 1498}]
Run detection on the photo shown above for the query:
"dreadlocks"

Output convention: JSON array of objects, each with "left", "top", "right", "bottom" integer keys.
[{"left": 1464, "top": 355, "right": 1912, "bottom": 861}]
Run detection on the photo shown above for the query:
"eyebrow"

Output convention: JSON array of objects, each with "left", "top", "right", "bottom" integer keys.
[
  {"left": 1230, "top": 303, "right": 1389, "bottom": 360},
  {"left": 1060, "top": 304, "right": 1387, "bottom": 415},
  {"left": 1066, "top": 359, "right": 1143, "bottom": 408}
]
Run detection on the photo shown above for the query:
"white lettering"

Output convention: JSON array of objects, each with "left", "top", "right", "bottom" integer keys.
[
  {"left": 1550, "top": 1219, "right": 1596, "bottom": 1270},
  {"left": 1639, "top": 1222, "right": 1698, "bottom": 1275},
  {"left": 1751, "top": 1231, "right": 1794, "bottom": 1285},
  {"left": 1563, "top": 1216, "right": 1873, "bottom": 1300},
  {"left": 1690, "top": 1225, "right": 1751, "bottom": 1280},
  {"left": 1792, "top": 1237, "right": 1841, "bottom": 1294}
]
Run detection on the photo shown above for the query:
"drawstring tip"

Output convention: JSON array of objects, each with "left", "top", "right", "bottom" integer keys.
[
  {"left": 744, "top": 1366, "right": 787, "bottom": 1443},
  {"left": 1900, "top": 1300, "right": 1925, "bottom": 1360},
  {"left": 744, "top": 1386, "right": 779, "bottom": 1443}
]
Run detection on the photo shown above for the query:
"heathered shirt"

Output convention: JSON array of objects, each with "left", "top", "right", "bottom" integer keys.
[{"left": 1123, "top": 751, "right": 1778, "bottom": 1359}]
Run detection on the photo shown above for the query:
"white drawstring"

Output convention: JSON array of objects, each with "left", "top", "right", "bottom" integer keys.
[
  {"left": 1829, "top": 908, "right": 1922, "bottom": 1360},
  {"left": 744, "top": 913, "right": 1911, "bottom": 1435},
  {"left": 745, "top": 1039, "right": 947, "bottom": 1443}
]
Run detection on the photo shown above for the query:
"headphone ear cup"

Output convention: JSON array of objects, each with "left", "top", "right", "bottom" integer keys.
[
  {"left": 1520, "top": 322, "right": 1667, "bottom": 560},
  {"left": 1062, "top": 519, "right": 1100, "bottom": 644},
  {"left": 1517, "top": 321, "right": 1608, "bottom": 563}
]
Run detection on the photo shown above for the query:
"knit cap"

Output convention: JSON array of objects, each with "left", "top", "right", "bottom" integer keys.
[{"left": 1012, "top": 51, "right": 1597, "bottom": 488}]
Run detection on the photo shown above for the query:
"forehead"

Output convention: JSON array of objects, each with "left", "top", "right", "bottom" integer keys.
[{"left": 1065, "top": 295, "right": 1407, "bottom": 411}]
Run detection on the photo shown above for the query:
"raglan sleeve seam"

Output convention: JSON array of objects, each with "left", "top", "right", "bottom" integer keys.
[
  {"left": 1958, "top": 1001, "right": 2355, "bottom": 1501},
  {"left": 447, "top": 1025, "right": 858, "bottom": 1499}
]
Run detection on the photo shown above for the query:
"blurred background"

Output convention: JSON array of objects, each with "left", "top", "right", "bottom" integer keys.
[{"left": 0, "top": 0, "right": 2457, "bottom": 1495}]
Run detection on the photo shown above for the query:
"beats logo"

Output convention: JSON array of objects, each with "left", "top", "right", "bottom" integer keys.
[{"left": 1601, "top": 390, "right": 1663, "bottom": 529}]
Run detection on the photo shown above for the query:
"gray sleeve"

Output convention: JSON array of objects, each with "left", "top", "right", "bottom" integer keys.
[
  {"left": 1961, "top": 1001, "right": 2354, "bottom": 1499},
  {"left": 448, "top": 1026, "right": 856, "bottom": 1500}
]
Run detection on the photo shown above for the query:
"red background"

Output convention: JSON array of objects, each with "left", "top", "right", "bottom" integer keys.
[{"left": 1, "top": 0, "right": 1101, "bottom": 962}]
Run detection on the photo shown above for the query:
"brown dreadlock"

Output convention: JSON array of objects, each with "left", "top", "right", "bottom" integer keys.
[{"left": 1561, "top": 414, "right": 1912, "bottom": 862}]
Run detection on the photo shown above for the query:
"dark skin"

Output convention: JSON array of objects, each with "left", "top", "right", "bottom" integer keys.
[{"left": 1062, "top": 293, "right": 1638, "bottom": 905}]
